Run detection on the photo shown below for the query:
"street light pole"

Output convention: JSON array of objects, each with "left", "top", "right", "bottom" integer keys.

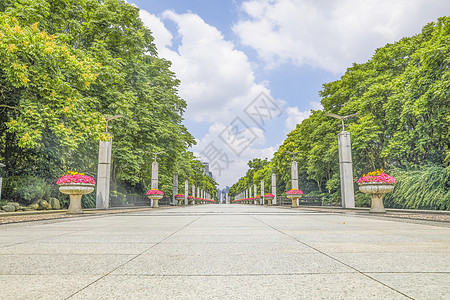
[
  {"left": 325, "top": 113, "right": 358, "bottom": 208},
  {"left": 96, "top": 114, "right": 123, "bottom": 210}
]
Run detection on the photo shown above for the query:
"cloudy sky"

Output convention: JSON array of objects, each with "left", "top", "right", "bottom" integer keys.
[{"left": 130, "top": 0, "right": 450, "bottom": 188}]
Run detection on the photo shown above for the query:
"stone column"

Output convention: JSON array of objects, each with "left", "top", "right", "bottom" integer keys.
[
  {"left": 338, "top": 131, "right": 355, "bottom": 208},
  {"left": 185, "top": 180, "right": 188, "bottom": 205},
  {"left": 192, "top": 184, "right": 195, "bottom": 205},
  {"left": 173, "top": 173, "right": 178, "bottom": 205},
  {"left": 151, "top": 161, "right": 158, "bottom": 189},
  {"left": 151, "top": 160, "right": 159, "bottom": 208},
  {"left": 291, "top": 160, "right": 299, "bottom": 207},
  {"left": 254, "top": 184, "right": 257, "bottom": 204},
  {"left": 226, "top": 192, "right": 229, "bottom": 204},
  {"left": 261, "top": 180, "right": 264, "bottom": 205},
  {"left": 272, "top": 172, "right": 277, "bottom": 205},
  {"left": 291, "top": 160, "right": 298, "bottom": 190},
  {"left": 96, "top": 139, "right": 112, "bottom": 209},
  {"left": 197, "top": 187, "right": 200, "bottom": 204}
]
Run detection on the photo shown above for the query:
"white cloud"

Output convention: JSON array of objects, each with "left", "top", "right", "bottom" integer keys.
[
  {"left": 285, "top": 106, "right": 311, "bottom": 133},
  {"left": 140, "top": 9, "right": 277, "bottom": 123},
  {"left": 233, "top": 0, "right": 450, "bottom": 73},
  {"left": 138, "top": 8, "right": 285, "bottom": 187},
  {"left": 191, "top": 122, "right": 276, "bottom": 187}
]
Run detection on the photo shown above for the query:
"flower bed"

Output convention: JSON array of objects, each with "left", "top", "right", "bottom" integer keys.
[
  {"left": 357, "top": 169, "right": 396, "bottom": 184},
  {"left": 264, "top": 193, "right": 275, "bottom": 198},
  {"left": 146, "top": 189, "right": 164, "bottom": 196},
  {"left": 56, "top": 171, "right": 96, "bottom": 185},
  {"left": 286, "top": 189, "right": 303, "bottom": 195}
]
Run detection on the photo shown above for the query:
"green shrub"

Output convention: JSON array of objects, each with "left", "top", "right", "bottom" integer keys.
[
  {"left": 382, "top": 165, "right": 450, "bottom": 210},
  {"left": 110, "top": 190, "right": 126, "bottom": 207},
  {"left": 3, "top": 176, "right": 52, "bottom": 205}
]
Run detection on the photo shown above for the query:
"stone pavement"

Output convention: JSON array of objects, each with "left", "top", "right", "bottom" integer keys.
[{"left": 0, "top": 205, "right": 449, "bottom": 299}]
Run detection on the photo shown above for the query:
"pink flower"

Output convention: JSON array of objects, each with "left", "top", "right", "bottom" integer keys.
[
  {"left": 264, "top": 194, "right": 275, "bottom": 197},
  {"left": 187, "top": 196, "right": 194, "bottom": 199},
  {"left": 56, "top": 174, "right": 96, "bottom": 185},
  {"left": 286, "top": 189, "right": 303, "bottom": 195},
  {"left": 146, "top": 189, "right": 164, "bottom": 195},
  {"left": 357, "top": 173, "right": 396, "bottom": 184},
  {"left": 174, "top": 194, "right": 185, "bottom": 198}
]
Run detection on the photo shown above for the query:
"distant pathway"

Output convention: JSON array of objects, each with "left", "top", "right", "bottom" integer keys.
[{"left": 0, "top": 205, "right": 449, "bottom": 299}]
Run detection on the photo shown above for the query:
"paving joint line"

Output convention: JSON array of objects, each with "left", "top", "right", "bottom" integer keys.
[
  {"left": 64, "top": 215, "right": 204, "bottom": 299},
  {"left": 251, "top": 215, "right": 415, "bottom": 300}
]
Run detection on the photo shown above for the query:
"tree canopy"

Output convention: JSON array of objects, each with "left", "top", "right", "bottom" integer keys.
[
  {"left": 230, "top": 16, "right": 450, "bottom": 210},
  {"left": 0, "top": 0, "right": 217, "bottom": 206}
]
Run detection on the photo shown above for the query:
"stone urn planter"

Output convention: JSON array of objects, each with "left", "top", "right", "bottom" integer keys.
[
  {"left": 187, "top": 196, "right": 194, "bottom": 205},
  {"left": 146, "top": 189, "right": 164, "bottom": 208},
  {"left": 174, "top": 194, "right": 185, "bottom": 206},
  {"left": 254, "top": 196, "right": 260, "bottom": 205},
  {"left": 358, "top": 183, "right": 395, "bottom": 213},
  {"left": 264, "top": 194, "right": 275, "bottom": 206},
  {"left": 357, "top": 171, "right": 396, "bottom": 213},
  {"left": 286, "top": 189, "right": 303, "bottom": 208},
  {"left": 57, "top": 172, "right": 96, "bottom": 214}
]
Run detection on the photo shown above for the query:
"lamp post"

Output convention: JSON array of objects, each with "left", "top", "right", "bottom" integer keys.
[
  {"left": 325, "top": 113, "right": 358, "bottom": 208},
  {"left": 0, "top": 163, "right": 5, "bottom": 201},
  {"left": 96, "top": 114, "right": 123, "bottom": 209},
  {"left": 271, "top": 167, "right": 276, "bottom": 205}
]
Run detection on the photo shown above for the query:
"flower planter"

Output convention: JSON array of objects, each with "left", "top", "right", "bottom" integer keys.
[
  {"left": 264, "top": 194, "right": 275, "bottom": 206},
  {"left": 286, "top": 194, "right": 302, "bottom": 208},
  {"left": 357, "top": 170, "right": 396, "bottom": 213},
  {"left": 57, "top": 172, "right": 96, "bottom": 214},
  {"left": 359, "top": 182, "right": 395, "bottom": 213},
  {"left": 286, "top": 189, "right": 303, "bottom": 208},
  {"left": 147, "top": 194, "right": 163, "bottom": 208},
  {"left": 146, "top": 189, "right": 164, "bottom": 208},
  {"left": 58, "top": 183, "right": 95, "bottom": 214},
  {"left": 174, "top": 195, "right": 185, "bottom": 206}
]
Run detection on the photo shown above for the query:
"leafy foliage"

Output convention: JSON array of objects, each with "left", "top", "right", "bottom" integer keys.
[
  {"left": 0, "top": 0, "right": 216, "bottom": 205},
  {"left": 231, "top": 16, "right": 450, "bottom": 210}
]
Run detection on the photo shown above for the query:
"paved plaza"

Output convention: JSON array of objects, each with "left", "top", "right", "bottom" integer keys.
[{"left": 0, "top": 205, "right": 449, "bottom": 299}]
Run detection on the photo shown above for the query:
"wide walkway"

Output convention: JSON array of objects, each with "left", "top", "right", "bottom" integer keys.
[{"left": 0, "top": 205, "right": 449, "bottom": 299}]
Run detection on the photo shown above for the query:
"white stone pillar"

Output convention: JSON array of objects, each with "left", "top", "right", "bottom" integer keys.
[
  {"left": 291, "top": 161, "right": 298, "bottom": 190},
  {"left": 184, "top": 180, "right": 188, "bottom": 205},
  {"left": 272, "top": 172, "right": 277, "bottom": 205},
  {"left": 173, "top": 173, "right": 178, "bottom": 205},
  {"left": 96, "top": 139, "right": 112, "bottom": 209},
  {"left": 192, "top": 184, "right": 195, "bottom": 205},
  {"left": 338, "top": 131, "right": 355, "bottom": 208},
  {"left": 151, "top": 161, "right": 158, "bottom": 189},
  {"left": 254, "top": 184, "right": 257, "bottom": 204},
  {"left": 261, "top": 180, "right": 264, "bottom": 205},
  {"left": 226, "top": 192, "right": 229, "bottom": 204}
]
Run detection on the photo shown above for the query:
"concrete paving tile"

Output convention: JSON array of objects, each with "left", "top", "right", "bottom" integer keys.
[
  {"left": 70, "top": 273, "right": 407, "bottom": 300},
  {"left": 162, "top": 234, "right": 293, "bottom": 244},
  {"left": 41, "top": 234, "right": 168, "bottom": 244},
  {"left": 285, "top": 231, "right": 418, "bottom": 243},
  {"left": 330, "top": 252, "right": 450, "bottom": 272},
  {"left": 0, "top": 254, "right": 135, "bottom": 275},
  {"left": 0, "top": 242, "right": 155, "bottom": 255},
  {"left": 144, "top": 241, "right": 315, "bottom": 255},
  {"left": 0, "top": 275, "right": 100, "bottom": 300},
  {"left": 112, "top": 252, "right": 354, "bottom": 275},
  {"left": 367, "top": 272, "right": 450, "bottom": 300},
  {"left": 308, "top": 241, "right": 450, "bottom": 253}
]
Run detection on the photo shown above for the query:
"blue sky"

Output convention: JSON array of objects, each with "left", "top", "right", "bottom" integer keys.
[{"left": 130, "top": 0, "right": 450, "bottom": 188}]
